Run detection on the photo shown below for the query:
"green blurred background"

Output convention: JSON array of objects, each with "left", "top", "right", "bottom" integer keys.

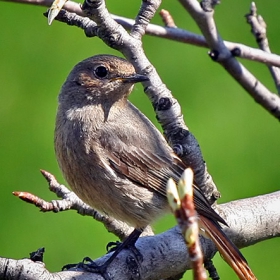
[{"left": 0, "top": 0, "right": 279, "bottom": 279}]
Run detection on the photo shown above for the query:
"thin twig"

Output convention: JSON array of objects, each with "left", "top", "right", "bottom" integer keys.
[
  {"left": 44, "top": 9, "right": 98, "bottom": 37},
  {"left": 130, "top": 0, "right": 161, "bottom": 40},
  {"left": 246, "top": 2, "right": 280, "bottom": 95},
  {"left": 3, "top": 0, "right": 280, "bottom": 68},
  {"left": 167, "top": 169, "right": 207, "bottom": 280},
  {"left": 159, "top": 9, "right": 177, "bottom": 28},
  {"left": 13, "top": 170, "right": 153, "bottom": 240}
]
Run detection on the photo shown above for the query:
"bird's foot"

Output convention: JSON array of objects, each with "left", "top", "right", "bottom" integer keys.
[
  {"left": 62, "top": 229, "right": 143, "bottom": 280},
  {"left": 62, "top": 257, "right": 112, "bottom": 280},
  {"left": 81, "top": 257, "right": 112, "bottom": 280}
]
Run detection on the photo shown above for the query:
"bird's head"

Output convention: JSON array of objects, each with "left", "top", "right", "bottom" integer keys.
[{"left": 59, "top": 55, "right": 148, "bottom": 109}]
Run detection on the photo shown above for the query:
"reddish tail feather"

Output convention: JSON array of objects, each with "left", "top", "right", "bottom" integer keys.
[{"left": 199, "top": 215, "right": 257, "bottom": 280}]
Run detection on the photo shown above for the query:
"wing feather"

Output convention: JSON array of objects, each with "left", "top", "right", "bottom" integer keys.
[{"left": 105, "top": 143, "right": 226, "bottom": 225}]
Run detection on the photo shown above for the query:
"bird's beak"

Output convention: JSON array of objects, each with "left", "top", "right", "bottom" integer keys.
[{"left": 119, "top": 74, "right": 149, "bottom": 84}]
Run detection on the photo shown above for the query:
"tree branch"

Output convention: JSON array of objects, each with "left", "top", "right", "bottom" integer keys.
[
  {"left": 246, "top": 2, "right": 280, "bottom": 94},
  {"left": 1, "top": 191, "right": 279, "bottom": 280},
  {"left": 4, "top": 0, "right": 280, "bottom": 68},
  {"left": 178, "top": 0, "right": 280, "bottom": 120},
  {"left": 14, "top": 170, "right": 154, "bottom": 241}
]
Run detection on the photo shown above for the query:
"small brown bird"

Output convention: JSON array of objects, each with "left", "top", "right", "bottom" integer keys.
[{"left": 55, "top": 55, "right": 256, "bottom": 279}]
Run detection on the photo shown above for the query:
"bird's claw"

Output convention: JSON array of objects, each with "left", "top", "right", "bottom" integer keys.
[
  {"left": 106, "top": 241, "right": 121, "bottom": 253},
  {"left": 62, "top": 257, "right": 111, "bottom": 280}
]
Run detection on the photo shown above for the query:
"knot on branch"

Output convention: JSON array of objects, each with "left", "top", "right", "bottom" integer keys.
[
  {"left": 156, "top": 97, "right": 172, "bottom": 111},
  {"left": 173, "top": 144, "right": 184, "bottom": 156},
  {"left": 96, "top": 27, "right": 123, "bottom": 49},
  {"left": 126, "top": 256, "right": 140, "bottom": 279},
  {"left": 172, "top": 128, "right": 191, "bottom": 142},
  {"left": 82, "top": 0, "right": 102, "bottom": 10},
  {"left": 200, "top": 0, "right": 220, "bottom": 12},
  {"left": 208, "top": 49, "right": 220, "bottom": 61},
  {"left": 231, "top": 47, "right": 241, "bottom": 57}
]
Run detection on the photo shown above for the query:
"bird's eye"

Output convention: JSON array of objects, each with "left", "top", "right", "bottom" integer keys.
[{"left": 94, "top": 66, "right": 108, "bottom": 79}]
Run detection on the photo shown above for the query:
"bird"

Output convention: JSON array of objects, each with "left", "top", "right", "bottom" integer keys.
[{"left": 54, "top": 54, "right": 257, "bottom": 280}]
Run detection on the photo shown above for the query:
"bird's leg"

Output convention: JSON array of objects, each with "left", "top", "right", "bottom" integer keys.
[
  {"left": 106, "top": 228, "right": 143, "bottom": 261},
  {"left": 65, "top": 228, "right": 143, "bottom": 280},
  {"left": 204, "top": 258, "right": 220, "bottom": 280}
]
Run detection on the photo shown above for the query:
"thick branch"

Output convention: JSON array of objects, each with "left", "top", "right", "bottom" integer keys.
[{"left": 1, "top": 191, "right": 279, "bottom": 280}]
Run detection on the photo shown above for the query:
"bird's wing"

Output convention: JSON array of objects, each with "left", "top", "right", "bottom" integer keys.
[
  {"left": 103, "top": 141, "right": 226, "bottom": 225},
  {"left": 108, "top": 147, "right": 181, "bottom": 197}
]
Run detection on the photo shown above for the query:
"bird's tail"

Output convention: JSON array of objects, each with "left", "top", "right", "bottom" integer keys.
[{"left": 199, "top": 215, "right": 257, "bottom": 280}]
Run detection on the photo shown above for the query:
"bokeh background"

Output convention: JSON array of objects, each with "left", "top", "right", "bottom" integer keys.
[{"left": 0, "top": 0, "right": 279, "bottom": 279}]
